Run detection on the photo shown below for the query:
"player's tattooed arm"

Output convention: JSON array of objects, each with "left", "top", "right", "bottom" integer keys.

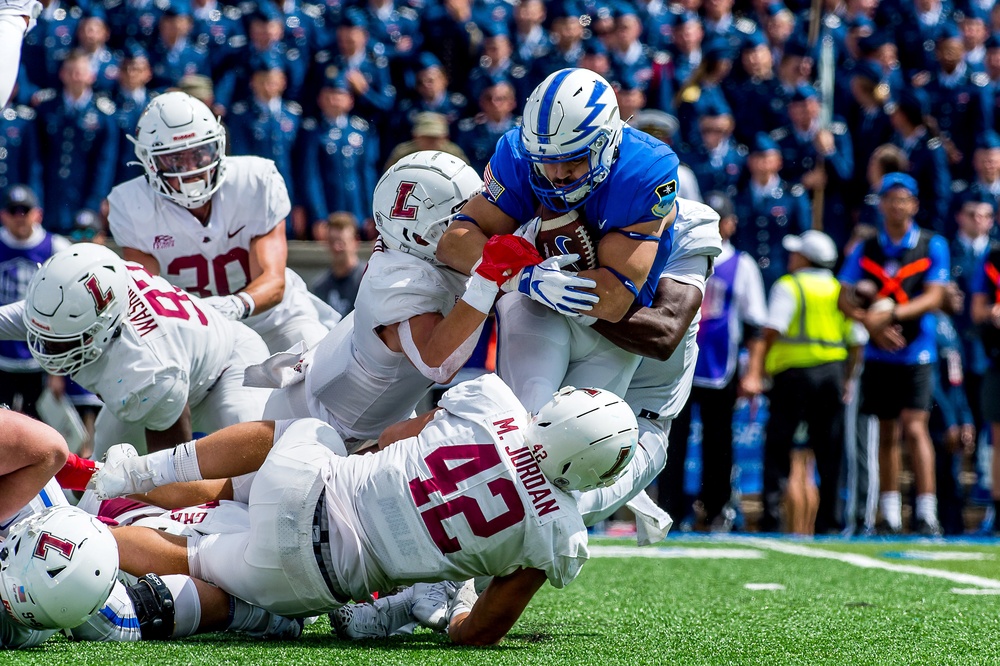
[
  {"left": 591, "top": 274, "right": 702, "bottom": 361},
  {"left": 244, "top": 224, "right": 288, "bottom": 314},
  {"left": 0, "top": 412, "right": 68, "bottom": 523},
  {"left": 437, "top": 194, "right": 519, "bottom": 275},
  {"left": 447, "top": 567, "right": 547, "bottom": 646},
  {"left": 144, "top": 403, "right": 194, "bottom": 453}
]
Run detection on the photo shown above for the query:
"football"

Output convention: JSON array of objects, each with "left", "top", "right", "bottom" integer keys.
[{"left": 534, "top": 206, "right": 600, "bottom": 272}]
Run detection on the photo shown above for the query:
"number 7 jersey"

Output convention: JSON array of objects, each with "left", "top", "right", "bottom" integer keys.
[{"left": 319, "top": 374, "right": 589, "bottom": 599}]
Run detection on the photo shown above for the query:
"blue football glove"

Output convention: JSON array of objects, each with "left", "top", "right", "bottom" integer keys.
[{"left": 503, "top": 253, "right": 599, "bottom": 315}]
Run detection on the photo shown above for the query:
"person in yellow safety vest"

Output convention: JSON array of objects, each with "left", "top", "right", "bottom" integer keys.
[{"left": 741, "top": 230, "right": 867, "bottom": 534}]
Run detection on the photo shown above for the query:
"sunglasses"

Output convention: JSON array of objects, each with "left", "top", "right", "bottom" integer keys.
[
  {"left": 5, "top": 206, "right": 32, "bottom": 216},
  {"left": 70, "top": 228, "right": 99, "bottom": 242}
]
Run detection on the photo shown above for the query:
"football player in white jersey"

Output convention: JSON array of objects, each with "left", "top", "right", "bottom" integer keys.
[
  {"left": 91, "top": 375, "right": 639, "bottom": 646},
  {"left": 256, "top": 151, "right": 574, "bottom": 449},
  {"left": 0, "top": 0, "right": 40, "bottom": 107},
  {"left": 107, "top": 91, "right": 338, "bottom": 354},
  {"left": 0, "top": 243, "right": 271, "bottom": 455}
]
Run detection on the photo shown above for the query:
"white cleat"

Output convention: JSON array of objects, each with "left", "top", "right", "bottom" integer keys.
[
  {"left": 330, "top": 588, "right": 415, "bottom": 640},
  {"left": 410, "top": 581, "right": 456, "bottom": 632},
  {"left": 87, "top": 444, "right": 156, "bottom": 499}
]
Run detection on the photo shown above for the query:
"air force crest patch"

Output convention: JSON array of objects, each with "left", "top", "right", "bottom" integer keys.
[{"left": 652, "top": 180, "right": 677, "bottom": 218}]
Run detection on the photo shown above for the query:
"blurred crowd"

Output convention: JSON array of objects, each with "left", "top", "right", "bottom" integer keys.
[{"left": 4, "top": 0, "right": 1000, "bottom": 536}]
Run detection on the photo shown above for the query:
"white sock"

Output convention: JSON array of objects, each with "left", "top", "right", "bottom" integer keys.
[
  {"left": 228, "top": 597, "right": 271, "bottom": 634},
  {"left": 915, "top": 493, "right": 939, "bottom": 525},
  {"left": 879, "top": 491, "right": 902, "bottom": 529},
  {"left": 143, "top": 449, "right": 179, "bottom": 487},
  {"left": 172, "top": 440, "right": 203, "bottom": 483},
  {"left": 162, "top": 575, "right": 202, "bottom": 638}
]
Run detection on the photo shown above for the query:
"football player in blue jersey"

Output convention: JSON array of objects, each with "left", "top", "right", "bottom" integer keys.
[{"left": 437, "top": 67, "right": 683, "bottom": 410}]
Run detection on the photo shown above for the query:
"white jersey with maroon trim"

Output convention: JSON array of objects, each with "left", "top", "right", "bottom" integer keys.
[
  {"left": 107, "top": 155, "right": 336, "bottom": 352},
  {"left": 321, "top": 374, "right": 589, "bottom": 599}
]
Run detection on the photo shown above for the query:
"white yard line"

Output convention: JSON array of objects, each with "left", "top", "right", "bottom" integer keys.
[
  {"left": 589, "top": 545, "right": 764, "bottom": 559},
  {"left": 740, "top": 537, "right": 1000, "bottom": 589}
]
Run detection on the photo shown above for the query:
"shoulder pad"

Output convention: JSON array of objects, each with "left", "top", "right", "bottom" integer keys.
[
  {"left": 769, "top": 127, "right": 788, "bottom": 141},
  {"left": 399, "top": 6, "right": 417, "bottom": 19},
  {"left": 286, "top": 101, "right": 302, "bottom": 115},
  {"left": 735, "top": 17, "right": 757, "bottom": 34},
  {"left": 34, "top": 88, "right": 57, "bottom": 104},
  {"left": 951, "top": 179, "right": 968, "bottom": 193},
  {"left": 350, "top": 115, "right": 369, "bottom": 131},
  {"left": 973, "top": 72, "right": 990, "bottom": 87},
  {"left": 232, "top": 101, "right": 248, "bottom": 114},
  {"left": 223, "top": 5, "right": 242, "bottom": 19},
  {"left": 790, "top": 184, "right": 805, "bottom": 197},
  {"left": 96, "top": 96, "right": 116, "bottom": 115},
  {"left": 458, "top": 117, "right": 476, "bottom": 132},
  {"left": 16, "top": 105, "right": 36, "bottom": 121},
  {"left": 928, "top": 137, "right": 942, "bottom": 149},
  {"left": 736, "top": 143, "right": 748, "bottom": 156},
  {"left": 301, "top": 117, "right": 317, "bottom": 131},
  {"left": 830, "top": 121, "right": 847, "bottom": 135}
]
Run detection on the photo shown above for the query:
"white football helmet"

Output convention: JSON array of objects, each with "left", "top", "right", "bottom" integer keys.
[
  {"left": 23, "top": 243, "right": 129, "bottom": 376},
  {"left": 519, "top": 68, "right": 624, "bottom": 212},
  {"left": 0, "top": 506, "right": 118, "bottom": 630},
  {"left": 373, "top": 151, "right": 483, "bottom": 264},
  {"left": 128, "top": 91, "right": 227, "bottom": 209},
  {"left": 526, "top": 386, "right": 638, "bottom": 492}
]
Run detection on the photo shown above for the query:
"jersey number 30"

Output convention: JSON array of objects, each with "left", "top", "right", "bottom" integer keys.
[{"left": 409, "top": 444, "right": 525, "bottom": 554}]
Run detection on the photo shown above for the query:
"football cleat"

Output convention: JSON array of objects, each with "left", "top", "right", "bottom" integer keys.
[
  {"left": 330, "top": 588, "right": 415, "bottom": 640},
  {"left": 89, "top": 444, "right": 156, "bottom": 499},
  {"left": 246, "top": 614, "right": 305, "bottom": 640},
  {"left": 410, "top": 581, "right": 457, "bottom": 632}
]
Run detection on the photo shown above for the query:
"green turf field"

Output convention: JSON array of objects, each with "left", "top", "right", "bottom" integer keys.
[{"left": 8, "top": 535, "right": 1000, "bottom": 665}]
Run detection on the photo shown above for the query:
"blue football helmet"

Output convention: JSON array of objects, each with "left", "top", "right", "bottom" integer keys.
[{"left": 518, "top": 68, "right": 624, "bottom": 212}]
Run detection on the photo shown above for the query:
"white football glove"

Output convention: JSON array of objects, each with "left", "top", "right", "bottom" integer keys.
[
  {"left": 504, "top": 254, "right": 599, "bottom": 316},
  {"left": 513, "top": 216, "right": 541, "bottom": 246},
  {"left": 201, "top": 293, "right": 253, "bottom": 320}
]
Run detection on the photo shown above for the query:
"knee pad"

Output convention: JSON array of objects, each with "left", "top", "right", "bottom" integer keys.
[{"left": 124, "top": 574, "right": 175, "bottom": 641}]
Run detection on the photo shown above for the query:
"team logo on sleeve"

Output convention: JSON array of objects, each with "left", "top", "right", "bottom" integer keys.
[
  {"left": 651, "top": 180, "right": 677, "bottom": 217},
  {"left": 483, "top": 163, "right": 505, "bottom": 201}
]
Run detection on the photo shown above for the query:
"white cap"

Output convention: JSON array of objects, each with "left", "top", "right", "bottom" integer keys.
[{"left": 782, "top": 230, "right": 837, "bottom": 268}]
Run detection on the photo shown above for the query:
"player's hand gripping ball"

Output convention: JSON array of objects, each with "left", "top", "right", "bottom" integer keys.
[{"left": 534, "top": 206, "right": 600, "bottom": 273}]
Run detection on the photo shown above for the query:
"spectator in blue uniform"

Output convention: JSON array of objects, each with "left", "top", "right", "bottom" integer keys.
[
  {"left": 456, "top": 78, "right": 519, "bottom": 177},
  {"left": 772, "top": 84, "right": 855, "bottom": 246},
  {"left": 228, "top": 52, "right": 303, "bottom": 234},
  {"left": 512, "top": 0, "right": 550, "bottom": 64},
  {"left": 36, "top": 51, "right": 118, "bottom": 234},
  {"left": 76, "top": 5, "right": 121, "bottom": 94},
  {"left": 675, "top": 36, "right": 735, "bottom": 148},
  {"left": 20, "top": 0, "right": 86, "bottom": 91},
  {"left": 297, "top": 73, "right": 378, "bottom": 238},
  {"left": 467, "top": 25, "right": 532, "bottom": 110},
  {"left": 0, "top": 185, "right": 70, "bottom": 418},
  {"left": 420, "top": 0, "right": 485, "bottom": 91},
  {"left": 844, "top": 60, "right": 895, "bottom": 210},
  {"left": 727, "top": 29, "right": 786, "bottom": 147},
  {"left": 888, "top": 87, "right": 953, "bottom": 234},
  {"left": 0, "top": 92, "right": 42, "bottom": 198},
  {"left": 950, "top": 130, "right": 1000, "bottom": 227},
  {"left": 103, "top": 0, "right": 163, "bottom": 50},
  {"left": 110, "top": 44, "right": 154, "bottom": 186},
  {"left": 677, "top": 102, "right": 746, "bottom": 198},
  {"left": 190, "top": 0, "right": 248, "bottom": 84},
  {"left": 529, "top": 0, "right": 585, "bottom": 86},
  {"left": 361, "top": 0, "right": 422, "bottom": 60},
  {"left": 148, "top": 0, "right": 211, "bottom": 91},
  {"left": 733, "top": 132, "right": 812, "bottom": 290}
]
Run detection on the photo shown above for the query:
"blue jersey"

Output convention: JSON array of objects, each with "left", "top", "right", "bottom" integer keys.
[
  {"left": 482, "top": 126, "right": 680, "bottom": 306},
  {"left": 839, "top": 224, "right": 951, "bottom": 365}
]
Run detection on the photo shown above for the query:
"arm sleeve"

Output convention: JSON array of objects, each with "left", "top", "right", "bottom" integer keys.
[
  {"left": 658, "top": 254, "right": 709, "bottom": 293},
  {"left": 926, "top": 235, "right": 952, "bottom": 284},
  {"left": 736, "top": 254, "right": 769, "bottom": 327},
  {"left": 763, "top": 279, "right": 797, "bottom": 335},
  {"left": 0, "top": 301, "right": 28, "bottom": 339},
  {"left": 0, "top": 15, "right": 26, "bottom": 108},
  {"left": 837, "top": 243, "right": 865, "bottom": 285}
]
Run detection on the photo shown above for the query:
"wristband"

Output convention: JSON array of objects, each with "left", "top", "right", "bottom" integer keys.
[{"left": 460, "top": 274, "right": 499, "bottom": 314}]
